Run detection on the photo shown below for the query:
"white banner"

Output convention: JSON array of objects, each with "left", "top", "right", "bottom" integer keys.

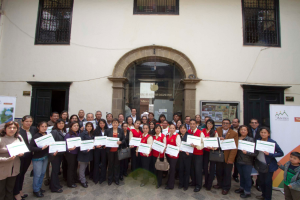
[
  {"left": 0, "top": 96, "right": 16, "bottom": 130},
  {"left": 270, "top": 105, "right": 300, "bottom": 188}
]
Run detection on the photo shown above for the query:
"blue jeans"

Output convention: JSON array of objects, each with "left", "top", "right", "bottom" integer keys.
[
  {"left": 236, "top": 163, "right": 253, "bottom": 194},
  {"left": 32, "top": 157, "right": 48, "bottom": 192},
  {"left": 259, "top": 171, "right": 274, "bottom": 200}
]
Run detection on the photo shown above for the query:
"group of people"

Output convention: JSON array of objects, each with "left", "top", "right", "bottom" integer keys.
[{"left": 0, "top": 108, "right": 299, "bottom": 200}]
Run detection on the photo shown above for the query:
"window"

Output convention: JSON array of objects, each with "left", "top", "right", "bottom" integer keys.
[
  {"left": 134, "top": 0, "right": 179, "bottom": 15},
  {"left": 242, "top": 0, "right": 280, "bottom": 47},
  {"left": 35, "top": 0, "right": 74, "bottom": 44}
]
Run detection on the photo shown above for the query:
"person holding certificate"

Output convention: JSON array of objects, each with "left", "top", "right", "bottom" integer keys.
[
  {"left": 234, "top": 125, "right": 258, "bottom": 198},
  {"left": 126, "top": 116, "right": 134, "bottom": 130},
  {"left": 165, "top": 124, "right": 181, "bottom": 190},
  {"left": 200, "top": 119, "right": 218, "bottom": 191},
  {"left": 29, "top": 121, "right": 50, "bottom": 197},
  {"left": 106, "top": 119, "right": 125, "bottom": 185},
  {"left": 119, "top": 122, "right": 130, "bottom": 181},
  {"left": 64, "top": 122, "right": 80, "bottom": 188},
  {"left": 0, "top": 121, "right": 24, "bottom": 200},
  {"left": 255, "top": 127, "right": 283, "bottom": 200},
  {"left": 188, "top": 119, "right": 204, "bottom": 192},
  {"left": 129, "top": 120, "right": 142, "bottom": 180},
  {"left": 78, "top": 122, "right": 95, "bottom": 188},
  {"left": 49, "top": 119, "right": 66, "bottom": 193},
  {"left": 214, "top": 119, "right": 238, "bottom": 195},
  {"left": 136, "top": 124, "right": 153, "bottom": 187},
  {"left": 93, "top": 119, "right": 108, "bottom": 184},
  {"left": 178, "top": 124, "right": 192, "bottom": 191}
]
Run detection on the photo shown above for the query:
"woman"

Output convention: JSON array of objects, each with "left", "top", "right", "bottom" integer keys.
[
  {"left": 256, "top": 127, "right": 284, "bottom": 200},
  {"left": 106, "top": 119, "right": 125, "bottom": 185},
  {"left": 126, "top": 117, "right": 134, "bottom": 130},
  {"left": 137, "top": 124, "right": 153, "bottom": 187},
  {"left": 14, "top": 116, "right": 36, "bottom": 200},
  {"left": 60, "top": 110, "right": 69, "bottom": 124},
  {"left": 161, "top": 120, "right": 169, "bottom": 135},
  {"left": 178, "top": 124, "right": 192, "bottom": 191},
  {"left": 165, "top": 124, "right": 181, "bottom": 190},
  {"left": 140, "top": 116, "right": 148, "bottom": 128},
  {"left": 176, "top": 120, "right": 182, "bottom": 133},
  {"left": 64, "top": 122, "right": 80, "bottom": 188},
  {"left": 120, "top": 122, "right": 130, "bottom": 180},
  {"left": 148, "top": 112, "right": 156, "bottom": 124},
  {"left": 49, "top": 119, "right": 66, "bottom": 193},
  {"left": 201, "top": 119, "right": 218, "bottom": 191},
  {"left": 29, "top": 121, "right": 49, "bottom": 197},
  {"left": 151, "top": 124, "right": 166, "bottom": 188},
  {"left": 234, "top": 125, "right": 258, "bottom": 198},
  {"left": 129, "top": 120, "right": 142, "bottom": 180},
  {"left": 69, "top": 115, "right": 79, "bottom": 123},
  {"left": 78, "top": 122, "right": 95, "bottom": 188},
  {"left": 149, "top": 121, "right": 155, "bottom": 135},
  {"left": 158, "top": 114, "right": 166, "bottom": 125},
  {"left": 93, "top": 119, "right": 108, "bottom": 184},
  {"left": 0, "top": 121, "right": 24, "bottom": 200},
  {"left": 195, "top": 115, "right": 201, "bottom": 130}
]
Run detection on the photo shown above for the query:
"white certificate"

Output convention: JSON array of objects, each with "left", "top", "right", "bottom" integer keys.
[
  {"left": 162, "top": 129, "right": 168, "bottom": 135},
  {"left": 6, "top": 142, "right": 30, "bottom": 157},
  {"left": 106, "top": 137, "right": 119, "bottom": 148},
  {"left": 34, "top": 134, "right": 55, "bottom": 148},
  {"left": 49, "top": 141, "right": 66, "bottom": 153},
  {"left": 46, "top": 126, "right": 53, "bottom": 134},
  {"left": 66, "top": 137, "right": 81, "bottom": 148},
  {"left": 180, "top": 142, "right": 194, "bottom": 153},
  {"left": 219, "top": 138, "right": 237, "bottom": 150},
  {"left": 129, "top": 137, "right": 141, "bottom": 147},
  {"left": 203, "top": 137, "right": 219, "bottom": 148},
  {"left": 256, "top": 140, "right": 275, "bottom": 154},
  {"left": 165, "top": 144, "right": 179, "bottom": 157},
  {"left": 238, "top": 140, "right": 255, "bottom": 153},
  {"left": 186, "top": 135, "right": 201, "bottom": 146},
  {"left": 82, "top": 121, "right": 97, "bottom": 130},
  {"left": 94, "top": 136, "right": 107, "bottom": 146},
  {"left": 152, "top": 140, "right": 166, "bottom": 153},
  {"left": 80, "top": 140, "right": 95, "bottom": 151},
  {"left": 138, "top": 144, "right": 151, "bottom": 155}
]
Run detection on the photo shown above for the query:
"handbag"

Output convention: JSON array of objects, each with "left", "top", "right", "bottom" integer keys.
[
  {"left": 209, "top": 139, "right": 224, "bottom": 162},
  {"left": 254, "top": 159, "right": 269, "bottom": 173},
  {"left": 118, "top": 141, "right": 131, "bottom": 161},
  {"left": 155, "top": 153, "right": 170, "bottom": 171}
]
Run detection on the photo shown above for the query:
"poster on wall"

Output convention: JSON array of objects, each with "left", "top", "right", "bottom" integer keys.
[
  {"left": 0, "top": 96, "right": 17, "bottom": 130},
  {"left": 270, "top": 105, "right": 300, "bottom": 189},
  {"left": 140, "top": 83, "right": 155, "bottom": 98},
  {"left": 200, "top": 101, "right": 239, "bottom": 122}
]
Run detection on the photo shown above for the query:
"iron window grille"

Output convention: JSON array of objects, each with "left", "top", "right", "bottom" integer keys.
[
  {"left": 35, "top": 0, "right": 74, "bottom": 44},
  {"left": 242, "top": 0, "right": 280, "bottom": 47},
  {"left": 134, "top": 0, "right": 179, "bottom": 15}
]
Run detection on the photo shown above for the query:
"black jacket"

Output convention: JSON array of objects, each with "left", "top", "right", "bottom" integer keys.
[
  {"left": 236, "top": 136, "right": 258, "bottom": 165},
  {"left": 121, "top": 129, "right": 130, "bottom": 149},
  {"left": 19, "top": 126, "right": 37, "bottom": 153},
  {"left": 77, "top": 131, "right": 94, "bottom": 162},
  {"left": 29, "top": 132, "right": 49, "bottom": 159},
  {"left": 248, "top": 126, "right": 261, "bottom": 141},
  {"left": 105, "top": 128, "right": 125, "bottom": 152},
  {"left": 94, "top": 127, "right": 107, "bottom": 149}
]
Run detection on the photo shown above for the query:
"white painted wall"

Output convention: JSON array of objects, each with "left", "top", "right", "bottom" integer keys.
[{"left": 0, "top": 0, "right": 299, "bottom": 122}]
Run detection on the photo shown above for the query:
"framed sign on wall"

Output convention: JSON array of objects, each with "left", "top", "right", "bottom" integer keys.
[{"left": 200, "top": 101, "right": 240, "bottom": 123}]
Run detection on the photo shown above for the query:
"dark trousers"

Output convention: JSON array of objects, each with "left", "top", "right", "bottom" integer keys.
[
  {"left": 216, "top": 162, "right": 233, "bottom": 191},
  {"left": 65, "top": 152, "right": 78, "bottom": 187},
  {"left": 141, "top": 156, "right": 151, "bottom": 184},
  {"left": 166, "top": 157, "right": 178, "bottom": 189},
  {"left": 152, "top": 156, "right": 163, "bottom": 186},
  {"left": 131, "top": 148, "right": 141, "bottom": 177},
  {"left": 62, "top": 155, "right": 68, "bottom": 181},
  {"left": 0, "top": 176, "right": 17, "bottom": 200},
  {"left": 236, "top": 163, "right": 253, "bottom": 194},
  {"left": 259, "top": 171, "right": 274, "bottom": 200},
  {"left": 190, "top": 154, "right": 203, "bottom": 188},
  {"left": 284, "top": 184, "right": 300, "bottom": 200},
  {"left": 108, "top": 151, "right": 120, "bottom": 183},
  {"left": 13, "top": 152, "right": 32, "bottom": 195},
  {"left": 203, "top": 151, "right": 216, "bottom": 190},
  {"left": 233, "top": 162, "right": 239, "bottom": 178},
  {"left": 50, "top": 155, "right": 62, "bottom": 192},
  {"left": 93, "top": 148, "right": 107, "bottom": 183},
  {"left": 120, "top": 158, "right": 129, "bottom": 177},
  {"left": 178, "top": 152, "right": 192, "bottom": 189}
]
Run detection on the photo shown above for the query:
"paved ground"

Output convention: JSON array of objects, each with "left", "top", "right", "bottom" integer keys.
[{"left": 22, "top": 165, "right": 284, "bottom": 200}]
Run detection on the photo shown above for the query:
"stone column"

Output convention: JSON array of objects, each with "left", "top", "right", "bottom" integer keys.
[
  {"left": 181, "top": 79, "right": 201, "bottom": 117},
  {"left": 108, "top": 77, "right": 128, "bottom": 118}
]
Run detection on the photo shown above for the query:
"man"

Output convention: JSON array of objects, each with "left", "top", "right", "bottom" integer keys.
[
  {"left": 118, "top": 114, "right": 125, "bottom": 128},
  {"left": 78, "top": 109, "right": 86, "bottom": 122},
  {"left": 106, "top": 113, "right": 113, "bottom": 128},
  {"left": 188, "top": 119, "right": 203, "bottom": 192},
  {"left": 185, "top": 116, "right": 191, "bottom": 130},
  {"left": 126, "top": 108, "right": 140, "bottom": 123},
  {"left": 172, "top": 113, "right": 180, "bottom": 125},
  {"left": 200, "top": 116, "right": 211, "bottom": 130},
  {"left": 231, "top": 118, "right": 240, "bottom": 182},
  {"left": 86, "top": 113, "right": 94, "bottom": 121},
  {"left": 95, "top": 111, "right": 102, "bottom": 124},
  {"left": 213, "top": 119, "right": 238, "bottom": 195},
  {"left": 47, "top": 112, "right": 59, "bottom": 126}
]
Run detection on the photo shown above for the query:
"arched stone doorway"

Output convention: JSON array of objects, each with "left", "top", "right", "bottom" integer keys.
[{"left": 108, "top": 45, "right": 200, "bottom": 118}]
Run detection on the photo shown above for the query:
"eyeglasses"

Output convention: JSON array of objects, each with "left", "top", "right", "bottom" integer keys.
[{"left": 222, "top": 122, "right": 230, "bottom": 125}]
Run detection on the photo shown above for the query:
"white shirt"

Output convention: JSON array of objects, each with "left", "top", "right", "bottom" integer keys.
[
  {"left": 27, "top": 131, "right": 32, "bottom": 143},
  {"left": 107, "top": 123, "right": 112, "bottom": 129},
  {"left": 222, "top": 129, "right": 229, "bottom": 137},
  {"left": 131, "top": 115, "right": 137, "bottom": 123}
]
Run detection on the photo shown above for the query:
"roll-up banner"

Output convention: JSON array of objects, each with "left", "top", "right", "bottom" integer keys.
[{"left": 0, "top": 96, "right": 17, "bottom": 130}]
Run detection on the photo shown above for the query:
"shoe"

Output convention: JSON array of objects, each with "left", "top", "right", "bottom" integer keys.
[
  {"left": 81, "top": 183, "right": 88, "bottom": 188},
  {"left": 33, "top": 191, "right": 44, "bottom": 198},
  {"left": 40, "top": 189, "right": 45, "bottom": 193},
  {"left": 235, "top": 188, "right": 244, "bottom": 194},
  {"left": 156, "top": 184, "right": 161, "bottom": 189},
  {"left": 44, "top": 179, "right": 50, "bottom": 186},
  {"left": 119, "top": 176, "right": 124, "bottom": 181},
  {"left": 108, "top": 181, "right": 112, "bottom": 185},
  {"left": 178, "top": 185, "right": 183, "bottom": 189},
  {"left": 123, "top": 173, "right": 128, "bottom": 177},
  {"left": 140, "top": 183, "right": 145, "bottom": 187},
  {"left": 21, "top": 194, "right": 28, "bottom": 198},
  {"left": 256, "top": 185, "right": 262, "bottom": 192},
  {"left": 51, "top": 189, "right": 63, "bottom": 193},
  {"left": 256, "top": 195, "right": 264, "bottom": 199},
  {"left": 194, "top": 187, "right": 200, "bottom": 192},
  {"left": 165, "top": 186, "right": 173, "bottom": 190},
  {"left": 183, "top": 187, "right": 188, "bottom": 191},
  {"left": 222, "top": 190, "right": 229, "bottom": 195},
  {"left": 213, "top": 185, "right": 221, "bottom": 189},
  {"left": 115, "top": 181, "right": 119, "bottom": 185},
  {"left": 233, "top": 176, "right": 239, "bottom": 183},
  {"left": 189, "top": 182, "right": 195, "bottom": 186},
  {"left": 68, "top": 184, "right": 77, "bottom": 188},
  {"left": 241, "top": 193, "right": 251, "bottom": 198}
]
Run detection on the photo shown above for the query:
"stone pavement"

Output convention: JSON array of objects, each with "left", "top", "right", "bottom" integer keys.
[{"left": 22, "top": 165, "right": 284, "bottom": 200}]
